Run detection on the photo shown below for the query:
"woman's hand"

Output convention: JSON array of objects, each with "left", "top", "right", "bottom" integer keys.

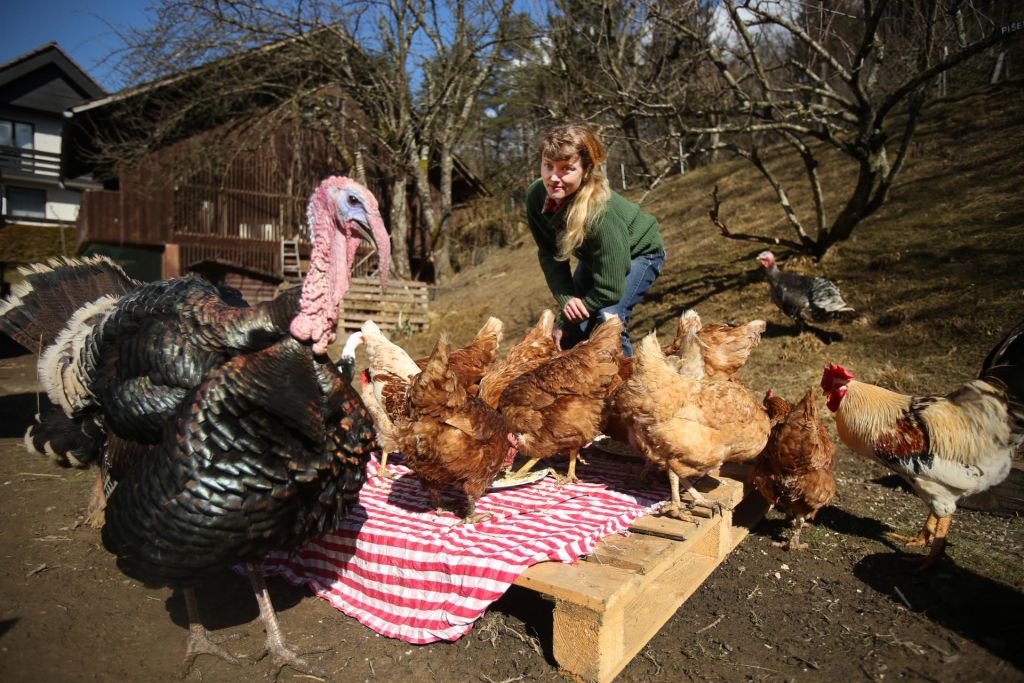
[
  {"left": 562, "top": 297, "right": 590, "bottom": 323},
  {"left": 552, "top": 326, "right": 563, "bottom": 350}
]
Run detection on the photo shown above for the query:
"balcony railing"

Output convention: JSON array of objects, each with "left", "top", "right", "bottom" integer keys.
[{"left": 0, "top": 145, "right": 61, "bottom": 180}]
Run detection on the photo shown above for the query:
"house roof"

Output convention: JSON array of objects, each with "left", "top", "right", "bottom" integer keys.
[
  {"left": 0, "top": 43, "right": 106, "bottom": 114},
  {"left": 60, "top": 32, "right": 489, "bottom": 198},
  {"left": 61, "top": 31, "right": 351, "bottom": 180}
]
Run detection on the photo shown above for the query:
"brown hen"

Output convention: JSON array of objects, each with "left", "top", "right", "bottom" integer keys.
[
  {"left": 749, "top": 388, "right": 836, "bottom": 550},
  {"left": 662, "top": 310, "right": 766, "bottom": 381},
  {"left": 616, "top": 327, "right": 770, "bottom": 520},
  {"left": 414, "top": 316, "right": 503, "bottom": 393},
  {"left": 406, "top": 334, "right": 513, "bottom": 523},
  {"left": 477, "top": 310, "right": 560, "bottom": 408},
  {"left": 498, "top": 316, "right": 623, "bottom": 482}
]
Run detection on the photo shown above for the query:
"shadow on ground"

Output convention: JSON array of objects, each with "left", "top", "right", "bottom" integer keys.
[{"left": 854, "top": 552, "right": 1024, "bottom": 671}]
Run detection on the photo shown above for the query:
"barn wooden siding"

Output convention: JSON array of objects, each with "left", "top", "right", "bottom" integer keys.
[{"left": 76, "top": 123, "right": 386, "bottom": 280}]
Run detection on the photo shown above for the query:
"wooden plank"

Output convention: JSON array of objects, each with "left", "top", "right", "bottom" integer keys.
[
  {"left": 512, "top": 469, "right": 767, "bottom": 683},
  {"left": 512, "top": 560, "right": 638, "bottom": 612},
  {"left": 586, "top": 533, "right": 677, "bottom": 573}
]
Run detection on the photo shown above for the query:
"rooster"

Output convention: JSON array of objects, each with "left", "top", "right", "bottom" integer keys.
[
  {"left": 757, "top": 250, "right": 855, "bottom": 328},
  {"left": 749, "top": 388, "right": 836, "bottom": 550},
  {"left": 820, "top": 319, "right": 1024, "bottom": 570},
  {"left": 0, "top": 177, "right": 390, "bottom": 677}
]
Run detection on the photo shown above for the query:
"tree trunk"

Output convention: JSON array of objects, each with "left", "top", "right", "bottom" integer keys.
[
  {"left": 388, "top": 174, "right": 411, "bottom": 279},
  {"left": 818, "top": 143, "right": 888, "bottom": 257},
  {"left": 434, "top": 145, "right": 455, "bottom": 281},
  {"left": 410, "top": 145, "right": 443, "bottom": 282}
]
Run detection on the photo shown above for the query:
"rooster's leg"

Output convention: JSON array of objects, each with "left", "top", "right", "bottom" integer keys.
[
  {"left": 888, "top": 511, "right": 938, "bottom": 548},
  {"left": 246, "top": 564, "right": 329, "bottom": 679},
  {"left": 84, "top": 471, "right": 107, "bottom": 529},
  {"left": 913, "top": 515, "right": 952, "bottom": 572},
  {"left": 180, "top": 586, "right": 244, "bottom": 677}
]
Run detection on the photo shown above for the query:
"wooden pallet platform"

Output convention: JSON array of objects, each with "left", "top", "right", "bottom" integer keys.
[{"left": 512, "top": 463, "right": 769, "bottom": 683}]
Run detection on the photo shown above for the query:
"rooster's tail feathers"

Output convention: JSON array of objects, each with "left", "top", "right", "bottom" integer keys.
[
  {"left": 0, "top": 256, "right": 137, "bottom": 351},
  {"left": 981, "top": 318, "right": 1024, "bottom": 436}
]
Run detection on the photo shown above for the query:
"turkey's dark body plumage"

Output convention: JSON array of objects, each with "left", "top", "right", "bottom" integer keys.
[
  {"left": 102, "top": 336, "right": 375, "bottom": 586},
  {"left": 5, "top": 267, "right": 377, "bottom": 586},
  {"left": 763, "top": 263, "right": 854, "bottom": 324}
]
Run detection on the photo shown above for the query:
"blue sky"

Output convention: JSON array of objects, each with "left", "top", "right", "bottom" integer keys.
[{"left": 1, "top": 1, "right": 149, "bottom": 91}]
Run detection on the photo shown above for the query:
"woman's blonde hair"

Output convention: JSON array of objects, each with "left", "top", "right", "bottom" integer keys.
[{"left": 539, "top": 123, "right": 611, "bottom": 260}]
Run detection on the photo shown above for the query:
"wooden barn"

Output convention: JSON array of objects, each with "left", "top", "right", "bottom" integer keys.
[{"left": 60, "top": 35, "right": 487, "bottom": 327}]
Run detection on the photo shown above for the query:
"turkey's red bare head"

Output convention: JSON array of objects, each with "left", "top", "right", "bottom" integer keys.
[
  {"left": 820, "top": 363, "right": 855, "bottom": 412},
  {"left": 757, "top": 250, "right": 775, "bottom": 269},
  {"left": 291, "top": 177, "right": 391, "bottom": 355}
]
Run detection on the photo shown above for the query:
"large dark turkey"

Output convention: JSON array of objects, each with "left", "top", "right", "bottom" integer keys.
[
  {"left": 0, "top": 176, "right": 390, "bottom": 679},
  {"left": 757, "top": 250, "right": 855, "bottom": 327}
]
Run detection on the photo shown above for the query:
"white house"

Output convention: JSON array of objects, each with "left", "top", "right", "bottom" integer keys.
[{"left": 0, "top": 43, "right": 105, "bottom": 226}]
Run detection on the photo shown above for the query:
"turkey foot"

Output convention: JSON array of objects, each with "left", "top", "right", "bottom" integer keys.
[
  {"left": 180, "top": 587, "right": 244, "bottom": 678},
  {"left": 246, "top": 565, "right": 330, "bottom": 680},
  {"left": 83, "top": 471, "right": 108, "bottom": 529}
]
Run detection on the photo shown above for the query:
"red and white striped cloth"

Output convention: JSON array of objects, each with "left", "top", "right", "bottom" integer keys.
[{"left": 263, "top": 450, "right": 667, "bottom": 644}]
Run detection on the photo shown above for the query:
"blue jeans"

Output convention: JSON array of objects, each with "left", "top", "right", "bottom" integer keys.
[{"left": 560, "top": 250, "right": 665, "bottom": 356}]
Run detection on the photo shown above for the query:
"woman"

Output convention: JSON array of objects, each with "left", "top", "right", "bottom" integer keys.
[{"left": 526, "top": 122, "right": 665, "bottom": 356}]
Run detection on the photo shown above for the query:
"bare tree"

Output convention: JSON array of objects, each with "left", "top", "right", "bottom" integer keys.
[
  {"left": 651, "top": 0, "right": 1018, "bottom": 258},
  {"left": 95, "top": 0, "right": 517, "bottom": 282}
]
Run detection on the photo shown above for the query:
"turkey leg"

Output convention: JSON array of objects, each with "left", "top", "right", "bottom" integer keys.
[
  {"left": 180, "top": 586, "right": 243, "bottom": 677},
  {"left": 246, "top": 564, "right": 330, "bottom": 679}
]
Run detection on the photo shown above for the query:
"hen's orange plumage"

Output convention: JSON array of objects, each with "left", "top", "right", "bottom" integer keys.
[
  {"left": 749, "top": 388, "right": 836, "bottom": 550},
  {"left": 415, "top": 316, "right": 503, "bottom": 393},
  {"left": 498, "top": 316, "right": 623, "bottom": 482},
  {"left": 406, "top": 334, "right": 512, "bottom": 523},
  {"left": 477, "top": 310, "right": 560, "bottom": 408},
  {"left": 616, "top": 325, "right": 770, "bottom": 519}
]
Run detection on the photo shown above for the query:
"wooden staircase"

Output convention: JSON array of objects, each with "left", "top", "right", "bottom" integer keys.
[{"left": 280, "top": 238, "right": 303, "bottom": 283}]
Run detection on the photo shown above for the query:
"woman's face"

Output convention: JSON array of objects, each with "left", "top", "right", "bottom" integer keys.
[{"left": 541, "top": 154, "right": 585, "bottom": 201}]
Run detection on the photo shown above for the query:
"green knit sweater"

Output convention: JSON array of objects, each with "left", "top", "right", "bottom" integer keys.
[{"left": 525, "top": 178, "right": 664, "bottom": 317}]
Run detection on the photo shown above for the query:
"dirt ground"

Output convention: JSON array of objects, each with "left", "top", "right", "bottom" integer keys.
[
  {"left": 1, "top": 346, "right": 1021, "bottom": 683},
  {"left": 3, "top": 83, "right": 1024, "bottom": 683}
]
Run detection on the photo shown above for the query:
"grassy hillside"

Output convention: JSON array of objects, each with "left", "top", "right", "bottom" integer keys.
[
  {"left": 400, "top": 81, "right": 1024, "bottom": 583},
  {"left": 409, "top": 81, "right": 1024, "bottom": 398}
]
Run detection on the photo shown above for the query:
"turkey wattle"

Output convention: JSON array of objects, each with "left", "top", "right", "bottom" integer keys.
[{"left": 0, "top": 176, "right": 390, "bottom": 678}]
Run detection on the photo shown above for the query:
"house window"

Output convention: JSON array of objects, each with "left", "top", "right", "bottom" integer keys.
[
  {"left": 5, "top": 186, "right": 46, "bottom": 218},
  {"left": 0, "top": 120, "right": 35, "bottom": 149}
]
